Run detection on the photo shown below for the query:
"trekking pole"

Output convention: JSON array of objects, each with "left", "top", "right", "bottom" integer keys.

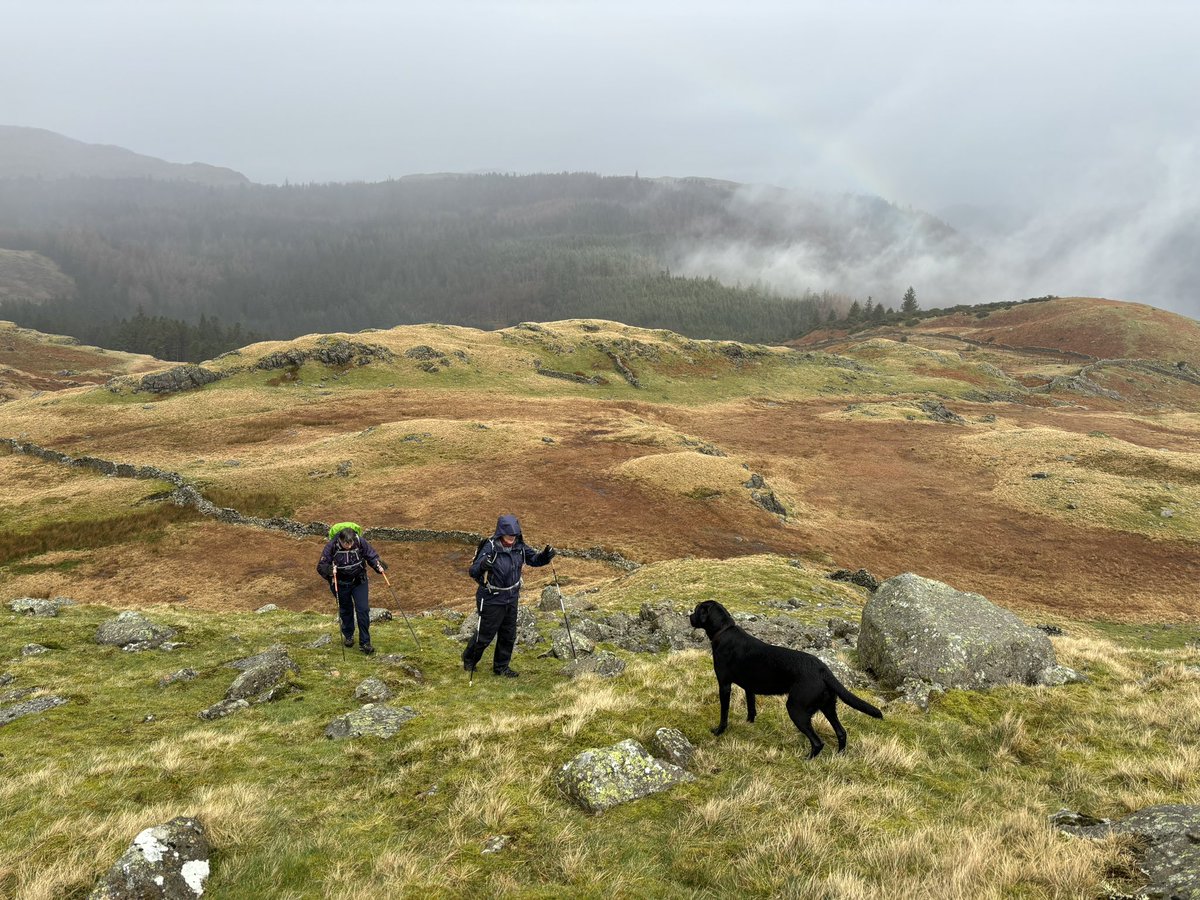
[
  {"left": 332, "top": 563, "right": 345, "bottom": 663},
  {"left": 551, "top": 561, "right": 577, "bottom": 660},
  {"left": 378, "top": 570, "right": 422, "bottom": 651}
]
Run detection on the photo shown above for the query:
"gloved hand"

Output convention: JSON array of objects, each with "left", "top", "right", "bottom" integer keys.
[
  {"left": 543, "top": 544, "right": 556, "bottom": 560},
  {"left": 375, "top": 561, "right": 388, "bottom": 573}
]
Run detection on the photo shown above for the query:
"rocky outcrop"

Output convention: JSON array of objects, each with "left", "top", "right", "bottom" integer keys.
[
  {"left": 325, "top": 704, "right": 418, "bottom": 739},
  {"left": 89, "top": 816, "right": 209, "bottom": 899},
  {"left": 96, "top": 611, "right": 177, "bottom": 651},
  {"left": 1053, "top": 805, "right": 1200, "bottom": 899},
  {"left": 138, "top": 365, "right": 223, "bottom": 395},
  {"left": 9, "top": 596, "right": 74, "bottom": 617},
  {"left": 550, "top": 627, "right": 594, "bottom": 660},
  {"left": 556, "top": 739, "right": 694, "bottom": 813},
  {"left": 828, "top": 568, "right": 880, "bottom": 591},
  {"left": 919, "top": 400, "right": 967, "bottom": 424},
  {"left": 561, "top": 650, "right": 626, "bottom": 679},
  {"left": 1, "top": 695, "right": 68, "bottom": 727},
  {"left": 200, "top": 646, "right": 297, "bottom": 719},
  {"left": 858, "top": 574, "right": 1056, "bottom": 690}
]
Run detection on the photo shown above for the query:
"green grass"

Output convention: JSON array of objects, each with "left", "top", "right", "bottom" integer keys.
[{"left": 3, "top": 594, "right": 1192, "bottom": 898}]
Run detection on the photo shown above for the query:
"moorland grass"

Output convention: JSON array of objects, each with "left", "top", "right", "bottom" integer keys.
[{"left": 3, "top": 594, "right": 1197, "bottom": 898}]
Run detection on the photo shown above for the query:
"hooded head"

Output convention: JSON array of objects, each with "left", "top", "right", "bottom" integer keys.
[{"left": 493, "top": 514, "right": 522, "bottom": 542}]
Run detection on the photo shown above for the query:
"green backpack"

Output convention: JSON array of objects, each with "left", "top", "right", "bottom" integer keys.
[{"left": 328, "top": 522, "right": 364, "bottom": 541}]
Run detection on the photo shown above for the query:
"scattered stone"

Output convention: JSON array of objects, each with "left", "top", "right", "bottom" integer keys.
[
  {"left": 895, "top": 678, "right": 944, "bottom": 711},
  {"left": 1036, "top": 664, "right": 1089, "bottom": 686},
  {"left": 89, "top": 816, "right": 210, "bottom": 899},
  {"left": 416, "top": 783, "right": 440, "bottom": 800},
  {"left": 0, "top": 672, "right": 12, "bottom": 687},
  {"left": 648, "top": 727, "right": 696, "bottom": 770},
  {"left": 254, "top": 603, "right": 279, "bottom": 614},
  {"left": 198, "top": 699, "right": 250, "bottom": 720},
  {"left": 96, "top": 611, "right": 177, "bottom": 651},
  {"left": 1161, "top": 508, "right": 1177, "bottom": 519},
  {"left": 539, "top": 584, "right": 566, "bottom": 612},
  {"left": 919, "top": 400, "right": 966, "bottom": 425},
  {"left": 743, "top": 472, "right": 765, "bottom": 489},
  {"left": 557, "top": 739, "right": 695, "bottom": 813},
  {"left": 159, "top": 642, "right": 186, "bottom": 652},
  {"left": 325, "top": 703, "right": 418, "bottom": 739},
  {"left": 158, "top": 668, "right": 198, "bottom": 688},
  {"left": 858, "top": 573, "right": 1056, "bottom": 691},
  {"left": 225, "top": 652, "right": 298, "bottom": 702},
  {"left": 550, "top": 627, "right": 595, "bottom": 660},
  {"left": 369, "top": 608, "right": 393, "bottom": 624},
  {"left": 828, "top": 568, "right": 880, "bottom": 591},
  {"left": 378, "top": 657, "right": 424, "bottom": 682},
  {"left": 226, "top": 644, "right": 291, "bottom": 671},
  {"left": 481, "top": 835, "right": 510, "bottom": 855},
  {"left": 1, "top": 695, "right": 68, "bottom": 726},
  {"left": 1054, "top": 805, "right": 1200, "bottom": 900},
  {"left": 8, "top": 597, "right": 62, "bottom": 617},
  {"left": 562, "top": 650, "right": 626, "bottom": 679},
  {"left": 20, "top": 643, "right": 50, "bottom": 657},
  {"left": 541, "top": 437, "right": 555, "bottom": 444},
  {"left": 308, "top": 634, "right": 332, "bottom": 648},
  {"left": 1036, "top": 624, "right": 1065, "bottom": 636},
  {"left": 750, "top": 489, "right": 787, "bottom": 517},
  {"left": 354, "top": 676, "right": 393, "bottom": 703},
  {"left": 1029, "top": 472, "right": 1050, "bottom": 479},
  {"left": 142, "top": 714, "right": 156, "bottom": 723}
]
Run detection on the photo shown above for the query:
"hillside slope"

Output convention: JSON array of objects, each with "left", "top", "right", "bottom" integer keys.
[{"left": 0, "top": 125, "right": 249, "bottom": 185}]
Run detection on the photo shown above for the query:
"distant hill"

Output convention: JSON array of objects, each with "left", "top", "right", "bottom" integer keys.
[
  {"left": 0, "top": 126, "right": 249, "bottom": 185},
  {"left": 796, "top": 296, "right": 1200, "bottom": 367},
  {"left": 0, "top": 248, "right": 74, "bottom": 303}
]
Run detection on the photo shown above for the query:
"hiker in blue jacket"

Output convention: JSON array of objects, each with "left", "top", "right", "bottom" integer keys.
[
  {"left": 317, "top": 527, "right": 386, "bottom": 655},
  {"left": 463, "top": 514, "right": 555, "bottom": 677}
]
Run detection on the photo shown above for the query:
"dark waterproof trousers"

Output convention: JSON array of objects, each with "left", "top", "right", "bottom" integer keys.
[
  {"left": 463, "top": 601, "right": 518, "bottom": 672},
  {"left": 332, "top": 577, "right": 371, "bottom": 647}
]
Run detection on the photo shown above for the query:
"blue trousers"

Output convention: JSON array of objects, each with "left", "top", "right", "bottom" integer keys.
[{"left": 331, "top": 577, "right": 371, "bottom": 646}]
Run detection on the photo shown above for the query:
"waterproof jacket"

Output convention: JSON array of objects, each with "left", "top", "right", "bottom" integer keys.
[
  {"left": 317, "top": 535, "right": 382, "bottom": 584},
  {"left": 469, "top": 514, "right": 553, "bottom": 606}
]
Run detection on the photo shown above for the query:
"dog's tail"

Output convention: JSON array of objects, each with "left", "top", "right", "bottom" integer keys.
[{"left": 823, "top": 670, "right": 884, "bottom": 719}]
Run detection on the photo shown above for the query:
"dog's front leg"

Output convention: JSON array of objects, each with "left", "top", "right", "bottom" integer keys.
[
  {"left": 712, "top": 681, "right": 731, "bottom": 735},
  {"left": 745, "top": 691, "right": 756, "bottom": 723}
]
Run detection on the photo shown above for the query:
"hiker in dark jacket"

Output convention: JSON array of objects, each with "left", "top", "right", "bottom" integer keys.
[
  {"left": 463, "top": 514, "right": 555, "bottom": 677},
  {"left": 317, "top": 527, "right": 385, "bottom": 655}
]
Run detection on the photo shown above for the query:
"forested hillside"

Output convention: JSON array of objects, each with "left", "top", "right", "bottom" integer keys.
[{"left": 0, "top": 172, "right": 961, "bottom": 360}]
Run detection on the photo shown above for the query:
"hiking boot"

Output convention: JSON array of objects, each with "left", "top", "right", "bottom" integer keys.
[
  {"left": 343, "top": 636, "right": 354, "bottom": 648},
  {"left": 493, "top": 667, "right": 519, "bottom": 678},
  {"left": 360, "top": 643, "right": 376, "bottom": 656}
]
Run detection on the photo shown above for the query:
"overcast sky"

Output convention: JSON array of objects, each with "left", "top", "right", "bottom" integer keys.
[{"left": 3, "top": 0, "right": 1199, "bottom": 312}]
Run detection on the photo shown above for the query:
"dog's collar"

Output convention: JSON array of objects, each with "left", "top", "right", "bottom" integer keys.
[{"left": 710, "top": 624, "right": 736, "bottom": 643}]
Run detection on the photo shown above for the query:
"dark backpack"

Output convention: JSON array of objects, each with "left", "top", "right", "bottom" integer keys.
[{"left": 471, "top": 537, "right": 495, "bottom": 586}]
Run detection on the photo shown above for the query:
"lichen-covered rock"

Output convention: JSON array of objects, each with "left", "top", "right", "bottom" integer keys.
[
  {"left": 158, "top": 668, "right": 198, "bottom": 688},
  {"left": 198, "top": 699, "right": 250, "bottom": 721},
  {"left": 254, "top": 603, "right": 278, "bottom": 614},
  {"left": 858, "top": 573, "right": 1055, "bottom": 690},
  {"left": 1, "top": 695, "right": 68, "bottom": 727},
  {"left": 895, "top": 678, "right": 944, "bottom": 712},
  {"left": 226, "top": 644, "right": 291, "bottom": 672},
  {"left": 96, "top": 611, "right": 177, "bottom": 651},
  {"left": 648, "top": 727, "right": 696, "bottom": 770},
  {"left": 89, "top": 816, "right": 209, "bottom": 899},
  {"left": 225, "top": 654, "right": 297, "bottom": 703},
  {"left": 308, "top": 634, "right": 332, "bottom": 649},
  {"left": 353, "top": 676, "right": 392, "bottom": 703},
  {"left": 9, "top": 597, "right": 61, "bottom": 617},
  {"left": 325, "top": 704, "right": 418, "bottom": 739},
  {"left": 562, "top": 650, "right": 626, "bottom": 679},
  {"left": 557, "top": 739, "right": 694, "bottom": 813},
  {"left": 138, "top": 364, "right": 223, "bottom": 395},
  {"left": 1035, "top": 664, "right": 1089, "bottom": 686},
  {"left": 550, "top": 627, "right": 595, "bottom": 660},
  {"left": 20, "top": 643, "right": 50, "bottom": 657},
  {"left": 828, "top": 568, "right": 881, "bottom": 591},
  {"left": 368, "top": 608, "right": 393, "bottom": 624},
  {"left": 1054, "top": 804, "right": 1200, "bottom": 899},
  {"left": 539, "top": 584, "right": 566, "bottom": 611}
]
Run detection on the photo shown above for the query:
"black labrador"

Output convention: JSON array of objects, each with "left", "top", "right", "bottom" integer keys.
[{"left": 690, "top": 600, "right": 883, "bottom": 758}]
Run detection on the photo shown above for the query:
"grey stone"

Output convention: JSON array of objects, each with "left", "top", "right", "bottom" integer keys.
[
  {"left": 226, "top": 643, "right": 291, "bottom": 671},
  {"left": 0, "top": 672, "right": 12, "bottom": 687},
  {"left": 198, "top": 698, "right": 250, "bottom": 720},
  {"left": 325, "top": 704, "right": 418, "bottom": 739},
  {"left": 354, "top": 676, "right": 392, "bottom": 703},
  {"left": 648, "top": 727, "right": 696, "bottom": 770},
  {"left": 96, "top": 611, "right": 177, "bottom": 650},
  {"left": 9, "top": 597, "right": 60, "bottom": 617},
  {"left": 20, "top": 643, "right": 50, "bottom": 657},
  {"left": 828, "top": 568, "right": 881, "bottom": 591},
  {"left": 539, "top": 584, "right": 565, "bottom": 612},
  {"left": 158, "top": 668, "right": 198, "bottom": 688},
  {"left": 308, "top": 634, "right": 332, "bottom": 648},
  {"left": 557, "top": 739, "right": 695, "bottom": 813},
  {"left": 481, "top": 835, "right": 510, "bottom": 854},
  {"left": 1036, "top": 664, "right": 1089, "bottom": 686},
  {"left": 858, "top": 573, "right": 1056, "bottom": 690},
  {"left": 1055, "top": 805, "right": 1200, "bottom": 899},
  {"left": 368, "top": 608, "right": 393, "bottom": 624},
  {"left": 0, "top": 695, "right": 68, "bottom": 726},
  {"left": 562, "top": 650, "right": 627, "bottom": 679},
  {"left": 919, "top": 400, "right": 966, "bottom": 425},
  {"left": 254, "top": 603, "right": 279, "bottom": 614},
  {"left": 225, "top": 653, "right": 298, "bottom": 703},
  {"left": 89, "top": 816, "right": 209, "bottom": 899},
  {"left": 895, "top": 678, "right": 944, "bottom": 711},
  {"left": 551, "top": 627, "right": 595, "bottom": 660}
]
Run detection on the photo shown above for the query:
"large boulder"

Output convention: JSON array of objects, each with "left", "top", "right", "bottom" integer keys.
[
  {"left": 1054, "top": 805, "right": 1200, "bottom": 899},
  {"left": 858, "top": 574, "right": 1056, "bottom": 690},
  {"left": 556, "top": 739, "right": 694, "bottom": 813},
  {"left": 96, "top": 611, "right": 177, "bottom": 651},
  {"left": 90, "top": 816, "right": 209, "bottom": 899},
  {"left": 325, "top": 704, "right": 418, "bottom": 739}
]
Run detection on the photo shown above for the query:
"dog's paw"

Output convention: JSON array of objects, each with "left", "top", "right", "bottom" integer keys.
[{"left": 711, "top": 725, "right": 726, "bottom": 736}]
